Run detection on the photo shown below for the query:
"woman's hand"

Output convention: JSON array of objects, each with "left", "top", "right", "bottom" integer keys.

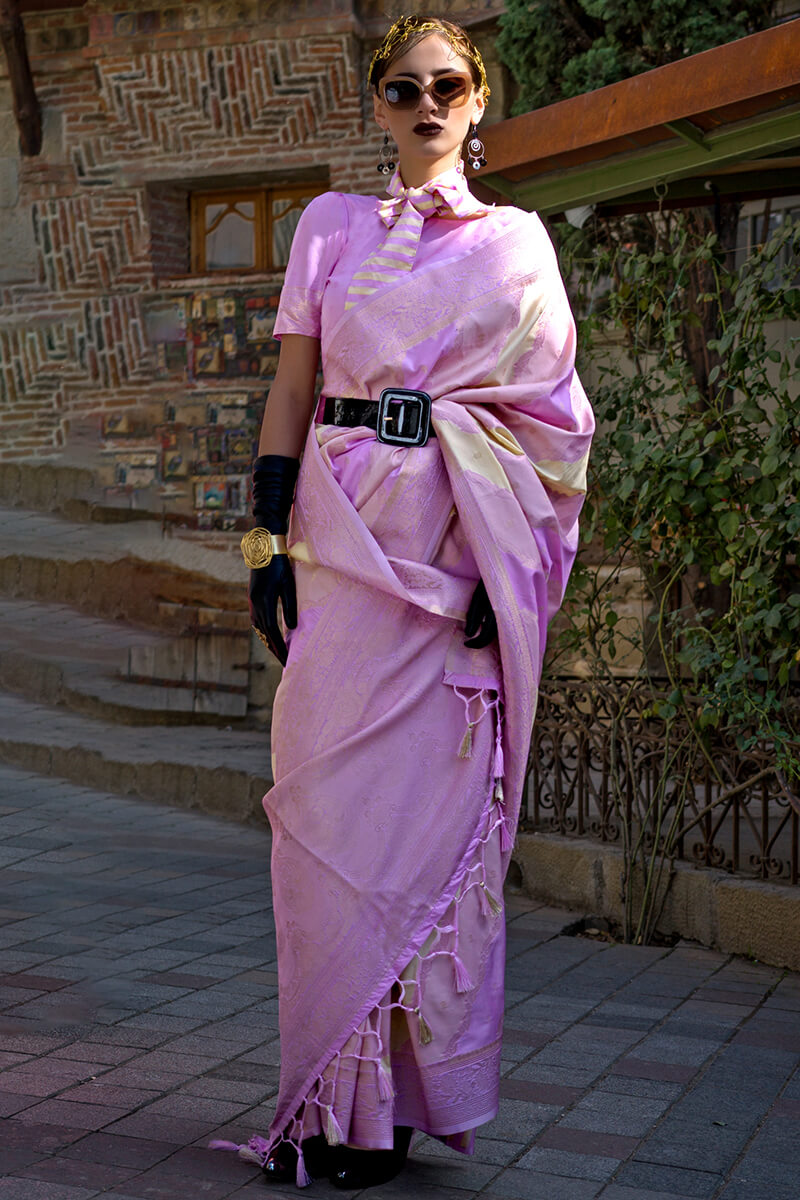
[
  {"left": 464, "top": 579, "right": 497, "bottom": 649},
  {"left": 249, "top": 558, "right": 297, "bottom": 666}
]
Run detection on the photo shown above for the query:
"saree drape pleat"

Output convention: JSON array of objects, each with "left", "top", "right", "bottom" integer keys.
[{"left": 221, "top": 171, "right": 593, "bottom": 1182}]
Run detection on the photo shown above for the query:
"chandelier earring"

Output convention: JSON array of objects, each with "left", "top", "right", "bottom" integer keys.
[
  {"left": 377, "top": 130, "right": 397, "bottom": 176},
  {"left": 466, "top": 122, "right": 487, "bottom": 171}
]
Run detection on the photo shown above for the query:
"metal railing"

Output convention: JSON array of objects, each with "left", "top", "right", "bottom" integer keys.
[{"left": 527, "top": 678, "right": 800, "bottom": 885}]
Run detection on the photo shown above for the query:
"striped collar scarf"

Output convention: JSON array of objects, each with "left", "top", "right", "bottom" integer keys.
[{"left": 345, "top": 164, "right": 490, "bottom": 310}]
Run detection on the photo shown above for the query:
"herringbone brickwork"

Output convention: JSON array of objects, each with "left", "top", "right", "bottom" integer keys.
[
  {"left": 32, "top": 191, "right": 151, "bottom": 290},
  {"left": 0, "top": 290, "right": 153, "bottom": 454},
  {"left": 88, "top": 41, "right": 360, "bottom": 166}
]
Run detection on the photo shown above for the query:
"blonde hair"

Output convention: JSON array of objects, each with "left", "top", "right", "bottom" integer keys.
[{"left": 367, "top": 14, "right": 490, "bottom": 104}]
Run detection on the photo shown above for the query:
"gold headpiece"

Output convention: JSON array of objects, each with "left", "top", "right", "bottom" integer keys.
[{"left": 367, "top": 14, "right": 490, "bottom": 101}]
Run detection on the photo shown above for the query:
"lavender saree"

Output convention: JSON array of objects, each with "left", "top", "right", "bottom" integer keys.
[{"left": 224, "top": 167, "right": 593, "bottom": 1184}]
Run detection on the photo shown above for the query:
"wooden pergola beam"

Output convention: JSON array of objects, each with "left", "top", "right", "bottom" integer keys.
[
  {"left": 479, "top": 22, "right": 800, "bottom": 179},
  {"left": 0, "top": 0, "right": 42, "bottom": 156},
  {"left": 504, "top": 104, "right": 800, "bottom": 215}
]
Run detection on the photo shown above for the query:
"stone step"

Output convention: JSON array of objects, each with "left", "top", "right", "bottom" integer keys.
[
  {"left": 0, "top": 456, "right": 175, "bottom": 525},
  {"left": 0, "top": 505, "right": 248, "bottom": 634},
  {"left": 0, "top": 458, "right": 98, "bottom": 513},
  {"left": 0, "top": 689, "right": 271, "bottom": 823},
  {"left": 0, "top": 597, "right": 269, "bottom": 725},
  {"left": 0, "top": 643, "right": 252, "bottom": 725},
  {"left": 0, "top": 508, "right": 281, "bottom": 725},
  {"left": 0, "top": 455, "right": 245, "bottom": 529}
]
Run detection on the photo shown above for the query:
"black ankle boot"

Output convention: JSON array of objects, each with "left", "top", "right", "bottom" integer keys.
[
  {"left": 262, "top": 1134, "right": 329, "bottom": 1184},
  {"left": 329, "top": 1125, "right": 413, "bottom": 1190}
]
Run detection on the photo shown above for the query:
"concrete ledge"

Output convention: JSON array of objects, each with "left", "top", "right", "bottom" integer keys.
[
  {"left": 513, "top": 830, "right": 800, "bottom": 971},
  {"left": 0, "top": 552, "right": 245, "bottom": 633},
  {"left": 0, "top": 691, "right": 271, "bottom": 825},
  {"left": 0, "top": 735, "right": 270, "bottom": 825},
  {"left": 0, "top": 461, "right": 96, "bottom": 511},
  {"left": 0, "top": 647, "right": 252, "bottom": 728}
]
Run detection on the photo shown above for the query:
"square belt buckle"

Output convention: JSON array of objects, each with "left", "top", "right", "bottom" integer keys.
[{"left": 376, "top": 388, "right": 432, "bottom": 447}]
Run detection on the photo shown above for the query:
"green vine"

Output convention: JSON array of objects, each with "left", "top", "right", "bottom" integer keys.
[{"left": 544, "top": 209, "right": 800, "bottom": 942}]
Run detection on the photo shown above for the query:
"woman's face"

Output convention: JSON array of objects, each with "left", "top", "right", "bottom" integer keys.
[{"left": 372, "top": 34, "right": 485, "bottom": 186}]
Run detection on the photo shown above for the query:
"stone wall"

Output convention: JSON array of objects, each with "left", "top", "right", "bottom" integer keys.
[
  {"left": 0, "top": 0, "right": 508, "bottom": 525},
  {"left": 513, "top": 832, "right": 800, "bottom": 972}
]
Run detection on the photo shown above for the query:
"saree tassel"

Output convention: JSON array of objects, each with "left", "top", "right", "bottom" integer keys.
[
  {"left": 417, "top": 1008, "right": 433, "bottom": 1045},
  {"left": 482, "top": 882, "right": 503, "bottom": 916},
  {"left": 493, "top": 734, "right": 504, "bottom": 780},
  {"left": 296, "top": 1147, "right": 312, "bottom": 1188},
  {"left": 326, "top": 1106, "right": 344, "bottom": 1146},
  {"left": 238, "top": 1145, "right": 265, "bottom": 1166},
  {"left": 453, "top": 954, "right": 474, "bottom": 993},
  {"left": 208, "top": 1140, "right": 241, "bottom": 1153},
  {"left": 478, "top": 881, "right": 492, "bottom": 917},
  {"left": 377, "top": 1060, "right": 396, "bottom": 1102},
  {"left": 458, "top": 725, "right": 473, "bottom": 759},
  {"left": 499, "top": 815, "right": 514, "bottom": 853}
]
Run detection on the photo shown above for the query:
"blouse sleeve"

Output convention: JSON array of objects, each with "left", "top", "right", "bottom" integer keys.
[{"left": 273, "top": 192, "right": 349, "bottom": 340}]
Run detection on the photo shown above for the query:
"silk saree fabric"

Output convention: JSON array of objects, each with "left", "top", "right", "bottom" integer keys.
[{"left": 218, "top": 167, "right": 593, "bottom": 1185}]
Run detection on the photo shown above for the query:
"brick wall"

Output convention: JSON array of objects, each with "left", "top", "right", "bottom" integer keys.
[
  {"left": 0, "top": 0, "right": 507, "bottom": 519},
  {"left": 146, "top": 183, "right": 189, "bottom": 278}
]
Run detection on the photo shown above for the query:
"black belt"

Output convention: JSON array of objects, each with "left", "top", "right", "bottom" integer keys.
[{"left": 321, "top": 388, "right": 434, "bottom": 446}]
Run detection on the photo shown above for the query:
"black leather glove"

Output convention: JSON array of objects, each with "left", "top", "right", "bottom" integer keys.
[
  {"left": 247, "top": 454, "right": 300, "bottom": 667},
  {"left": 464, "top": 578, "right": 497, "bottom": 649}
]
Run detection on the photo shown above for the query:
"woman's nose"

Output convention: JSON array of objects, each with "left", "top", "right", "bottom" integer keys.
[{"left": 416, "top": 88, "right": 439, "bottom": 116}]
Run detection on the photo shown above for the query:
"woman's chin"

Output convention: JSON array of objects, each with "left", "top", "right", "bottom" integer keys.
[{"left": 400, "top": 140, "right": 461, "bottom": 168}]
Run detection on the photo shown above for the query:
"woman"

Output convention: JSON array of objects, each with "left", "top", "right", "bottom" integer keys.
[{"left": 222, "top": 13, "right": 593, "bottom": 1191}]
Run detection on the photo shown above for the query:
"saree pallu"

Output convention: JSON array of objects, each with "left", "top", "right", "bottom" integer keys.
[{"left": 221, "top": 203, "right": 593, "bottom": 1185}]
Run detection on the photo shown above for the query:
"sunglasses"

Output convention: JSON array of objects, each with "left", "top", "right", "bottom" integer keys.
[{"left": 379, "top": 72, "right": 473, "bottom": 111}]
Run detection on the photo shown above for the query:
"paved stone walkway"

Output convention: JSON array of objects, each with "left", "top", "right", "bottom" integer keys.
[{"left": 1, "top": 764, "right": 799, "bottom": 1200}]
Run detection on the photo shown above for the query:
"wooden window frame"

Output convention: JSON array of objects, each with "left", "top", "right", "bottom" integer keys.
[{"left": 190, "top": 184, "right": 324, "bottom": 275}]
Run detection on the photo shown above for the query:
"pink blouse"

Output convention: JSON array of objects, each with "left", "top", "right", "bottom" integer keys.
[{"left": 273, "top": 187, "right": 537, "bottom": 406}]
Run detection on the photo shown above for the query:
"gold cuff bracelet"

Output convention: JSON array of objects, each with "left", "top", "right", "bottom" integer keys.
[{"left": 240, "top": 528, "right": 288, "bottom": 569}]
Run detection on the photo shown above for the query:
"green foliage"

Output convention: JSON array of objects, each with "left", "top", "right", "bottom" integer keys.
[
  {"left": 497, "top": 0, "right": 775, "bottom": 113},
  {"left": 545, "top": 212, "right": 800, "bottom": 942},
  {"left": 561, "top": 213, "right": 800, "bottom": 770}
]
